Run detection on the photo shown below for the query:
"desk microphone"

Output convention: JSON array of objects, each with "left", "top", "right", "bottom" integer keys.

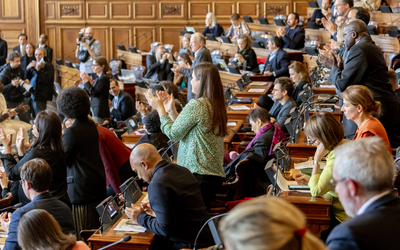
[
  {"left": 98, "top": 236, "right": 131, "bottom": 250},
  {"left": 99, "top": 175, "right": 139, "bottom": 233}
]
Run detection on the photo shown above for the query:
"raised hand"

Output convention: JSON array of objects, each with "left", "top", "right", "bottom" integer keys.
[
  {"left": 16, "top": 127, "right": 25, "bottom": 156},
  {"left": 158, "top": 91, "right": 175, "bottom": 114},
  {"left": 0, "top": 127, "right": 12, "bottom": 149}
]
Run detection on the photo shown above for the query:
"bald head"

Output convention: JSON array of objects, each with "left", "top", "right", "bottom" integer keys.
[
  {"left": 85, "top": 27, "right": 94, "bottom": 40},
  {"left": 130, "top": 144, "right": 163, "bottom": 183},
  {"left": 343, "top": 19, "right": 368, "bottom": 50}
]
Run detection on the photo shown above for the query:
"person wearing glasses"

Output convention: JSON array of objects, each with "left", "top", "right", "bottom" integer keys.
[
  {"left": 144, "top": 42, "right": 174, "bottom": 82},
  {"left": 321, "top": 0, "right": 353, "bottom": 41},
  {"left": 326, "top": 137, "right": 400, "bottom": 250},
  {"left": 294, "top": 112, "right": 349, "bottom": 239},
  {"left": 81, "top": 56, "right": 110, "bottom": 125}
]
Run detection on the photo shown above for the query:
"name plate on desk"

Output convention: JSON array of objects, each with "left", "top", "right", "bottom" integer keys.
[
  {"left": 229, "top": 105, "right": 251, "bottom": 111},
  {"left": 248, "top": 88, "right": 265, "bottom": 93}
]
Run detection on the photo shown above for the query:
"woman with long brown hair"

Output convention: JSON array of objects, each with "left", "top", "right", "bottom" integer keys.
[
  {"left": 289, "top": 61, "right": 312, "bottom": 106},
  {"left": 18, "top": 209, "right": 90, "bottom": 250},
  {"left": 145, "top": 62, "right": 227, "bottom": 210}
]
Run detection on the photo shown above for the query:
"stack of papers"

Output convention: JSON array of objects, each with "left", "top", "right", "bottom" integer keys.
[
  {"left": 248, "top": 88, "right": 265, "bottom": 93},
  {"left": 249, "top": 82, "right": 268, "bottom": 86},
  {"left": 114, "top": 219, "right": 146, "bottom": 233},
  {"left": 294, "top": 161, "right": 326, "bottom": 170},
  {"left": 227, "top": 122, "right": 237, "bottom": 127},
  {"left": 229, "top": 105, "right": 250, "bottom": 111}
]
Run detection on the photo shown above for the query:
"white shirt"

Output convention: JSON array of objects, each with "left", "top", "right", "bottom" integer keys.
[
  {"left": 20, "top": 44, "right": 26, "bottom": 56},
  {"left": 357, "top": 190, "right": 391, "bottom": 215}
]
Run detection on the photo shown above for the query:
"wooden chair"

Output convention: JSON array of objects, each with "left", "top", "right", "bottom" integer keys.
[
  {"left": 210, "top": 159, "right": 250, "bottom": 216},
  {"left": 80, "top": 229, "right": 97, "bottom": 245},
  {"left": 0, "top": 193, "right": 13, "bottom": 209}
]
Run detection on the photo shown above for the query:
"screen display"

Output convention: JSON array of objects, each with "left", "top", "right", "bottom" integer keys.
[{"left": 107, "top": 203, "right": 118, "bottom": 219}]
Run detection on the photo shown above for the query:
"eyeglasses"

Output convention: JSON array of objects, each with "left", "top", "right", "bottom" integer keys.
[{"left": 329, "top": 177, "right": 347, "bottom": 190}]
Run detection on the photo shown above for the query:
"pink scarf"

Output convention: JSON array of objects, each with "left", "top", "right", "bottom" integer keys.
[{"left": 246, "top": 123, "right": 286, "bottom": 155}]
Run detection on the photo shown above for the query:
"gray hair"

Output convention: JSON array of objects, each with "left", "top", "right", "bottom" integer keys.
[
  {"left": 334, "top": 137, "right": 394, "bottom": 193},
  {"left": 193, "top": 32, "right": 206, "bottom": 46},
  {"left": 206, "top": 12, "right": 217, "bottom": 28}
]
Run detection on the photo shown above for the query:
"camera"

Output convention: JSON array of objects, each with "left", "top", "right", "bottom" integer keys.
[
  {"left": 15, "top": 78, "right": 33, "bottom": 97},
  {"left": 79, "top": 31, "right": 85, "bottom": 42}
]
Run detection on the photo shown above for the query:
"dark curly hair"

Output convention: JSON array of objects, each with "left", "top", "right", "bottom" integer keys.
[
  {"left": 143, "top": 110, "right": 161, "bottom": 133},
  {"left": 56, "top": 87, "right": 90, "bottom": 119}
]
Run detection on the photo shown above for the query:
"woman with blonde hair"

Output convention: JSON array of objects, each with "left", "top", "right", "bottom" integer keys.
[
  {"left": 220, "top": 197, "right": 327, "bottom": 250},
  {"left": 233, "top": 34, "right": 258, "bottom": 72},
  {"left": 18, "top": 209, "right": 90, "bottom": 250},
  {"left": 288, "top": 61, "right": 312, "bottom": 106},
  {"left": 202, "top": 12, "right": 224, "bottom": 37},
  {"left": 341, "top": 85, "right": 391, "bottom": 153},
  {"left": 294, "top": 112, "right": 349, "bottom": 239}
]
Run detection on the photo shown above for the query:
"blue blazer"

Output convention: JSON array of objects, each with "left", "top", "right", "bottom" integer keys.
[
  {"left": 263, "top": 48, "right": 290, "bottom": 81},
  {"left": 327, "top": 193, "right": 400, "bottom": 250},
  {"left": 5, "top": 192, "right": 75, "bottom": 250}
]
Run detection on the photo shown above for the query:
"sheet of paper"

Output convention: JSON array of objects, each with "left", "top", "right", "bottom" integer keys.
[
  {"left": 227, "top": 122, "right": 237, "bottom": 127},
  {"left": 229, "top": 105, "right": 250, "bottom": 111},
  {"left": 114, "top": 219, "right": 146, "bottom": 233},
  {"left": 248, "top": 88, "right": 265, "bottom": 93},
  {"left": 319, "top": 84, "right": 335, "bottom": 88},
  {"left": 249, "top": 82, "right": 268, "bottom": 86},
  {"left": 276, "top": 170, "right": 297, "bottom": 192},
  {"left": 294, "top": 161, "right": 326, "bottom": 170},
  {"left": 141, "top": 194, "right": 149, "bottom": 204}
]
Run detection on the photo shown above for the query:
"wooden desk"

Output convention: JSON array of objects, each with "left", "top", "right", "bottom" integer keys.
[
  {"left": 279, "top": 191, "right": 332, "bottom": 237},
  {"left": 305, "top": 28, "right": 331, "bottom": 44},
  {"left": 121, "top": 130, "right": 145, "bottom": 144},
  {"left": 370, "top": 12, "right": 400, "bottom": 29},
  {"left": 287, "top": 131, "right": 316, "bottom": 158},
  {"left": 205, "top": 40, "right": 305, "bottom": 62},
  {"left": 224, "top": 119, "right": 244, "bottom": 151},
  {"left": 312, "top": 85, "right": 336, "bottom": 95},
  {"left": 235, "top": 82, "right": 273, "bottom": 97},
  {"left": 117, "top": 50, "right": 145, "bottom": 69},
  {"left": 88, "top": 193, "right": 155, "bottom": 250},
  {"left": 227, "top": 98, "right": 258, "bottom": 120},
  {"left": 309, "top": 107, "right": 342, "bottom": 122},
  {"left": 219, "top": 71, "right": 271, "bottom": 88},
  {"left": 247, "top": 23, "right": 277, "bottom": 35},
  {"left": 55, "top": 65, "right": 80, "bottom": 89},
  {"left": 303, "top": 54, "right": 318, "bottom": 72},
  {"left": 370, "top": 35, "right": 400, "bottom": 66}
]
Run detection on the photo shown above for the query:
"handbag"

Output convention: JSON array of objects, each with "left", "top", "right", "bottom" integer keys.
[{"left": 78, "top": 39, "right": 96, "bottom": 63}]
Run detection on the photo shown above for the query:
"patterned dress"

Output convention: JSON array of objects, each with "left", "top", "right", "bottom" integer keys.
[{"left": 160, "top": 97, "right": 225, "bottom": 177}]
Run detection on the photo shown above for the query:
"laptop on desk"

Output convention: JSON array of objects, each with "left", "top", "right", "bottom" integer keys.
[
  {"left": 214, "top": 59, "right": 229, "bottom": 72},
  {"left": 186, "top": 27, "right": 196, "bottom": 33},
  {"left": 121, "top": 69, "right": 136, "bottom": 82}
]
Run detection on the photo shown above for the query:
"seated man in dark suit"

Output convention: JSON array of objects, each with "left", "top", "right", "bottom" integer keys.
[
  {"left": 109, "top": 79, "right": 136, "bottom": 121},
  {"left": 144, "top": 42, "right": 174, "bottom": 82},
  {"left": 270, "top": 77, "right": 296, "bottom": 133},
  {"left": 310, "top": 0, "right": 333, "bottom": 27},
  {"left": 13, "top": 34, "right": 27, "bottom": 57},
  {"left": 276, "top": 12, "right": 305, "bottom": 50},
  {"left": 125, "top": 144, "right": 212, "bottom": 250},
  {"left": 327, "top": 137, "right": 400, "bottom": 250},
  {"left": 262, "top": 36, "right": 290, "bottom": 81},
  {"left": 37, "top": 34, "right": 53, "bottom": 63},
  {"left": 0, "top": 158, "right": 75, "bottom": 250}
]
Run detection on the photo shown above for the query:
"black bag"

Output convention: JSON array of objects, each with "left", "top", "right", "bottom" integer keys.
[{"left": 78, "top": 39, "right": 96, "bottom": 63}]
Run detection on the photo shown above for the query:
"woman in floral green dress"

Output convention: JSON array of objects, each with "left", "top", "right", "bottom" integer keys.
[{"left": 145, "top": 62, "right": 228, "bottom": 210}]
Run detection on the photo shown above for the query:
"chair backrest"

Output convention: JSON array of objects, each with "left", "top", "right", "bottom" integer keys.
[
  {"left": 232, "top": 159, "right": 250, "bottom": 201},
  {"left": 133, "top": 66, "right": 145, "bottom": 81},
  {"left": 0, "top": 193, "right": 13, "bottom": 210},
  {"left": 193, "top": 213, "right": 227, "bottom": 249}
]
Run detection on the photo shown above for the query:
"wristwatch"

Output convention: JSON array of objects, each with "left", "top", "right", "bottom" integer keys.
[{"left": 313, "top": 160, "right": 319, "bottom": 166}]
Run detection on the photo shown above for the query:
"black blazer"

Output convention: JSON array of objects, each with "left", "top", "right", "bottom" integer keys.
[
  {"left": 13, "top": 45, "right": 21, "bottom": 54},
  {"left": 144, "top": 53, "right": 174, "bottom": 82},
  {"left": 0, "top": 64, "right": 26, "bottom": 103},
  {"left": 282, "top": 25, "right": 305, "bottom": 50},
  {"left": 202, "top": 23, "right": 224, "bottom": 37},
  {"left": 4, "top": 192, "right": 75, "bottom": 250},
  {"left": 30, "top": 61, "right": 55, "bottom": 101},
  {"left": 84, "top": 73, "right": 110, "bottom": 118},
  {"left": 263, "top": 48, "right": 290, "bottom": 81},
  {"left": 136, "top": 160, "right": 212, "bottom": 248},
  {"left": 180, "top": 47, "right": 212, "bottom": 101},
  {"left": 63, "top": 117, "right": 107, "bottom": 204},
  {"left": 276, "top": 98, "right": 296, "bottom": 133},
  {"left": 327, "top": 193, "right": 400, "bottom": 250},
  {"left": 0, "top": 39, "right": 7, "bottom": 66},
  {"left": 110, "top": 90, "right": 136, "bottom": 121},
  {"left": 237, "top": 48, "right": 259, "bottom": 72},
  {"left": 37, "top": 45, "right": 53, "bottom": 63},
  {"left": 20, "top": 55, "right": 34, "bottom": 78},
  {"left": 2, "top": 147, "right": 69, "bottom": 206},
  {"left": 328, "top": 35, "right": 400, "bottom": 130},
  {"left": 292, "top": 80, "right": 311, "bottom": 106}
]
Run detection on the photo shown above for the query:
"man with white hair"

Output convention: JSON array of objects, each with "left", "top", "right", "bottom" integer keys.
[
  {"left": 171, "top": 32, "right": 212, "bottom": 101},
  {"left": 327, "top": 137, "right": 400, "bottom": 250}
]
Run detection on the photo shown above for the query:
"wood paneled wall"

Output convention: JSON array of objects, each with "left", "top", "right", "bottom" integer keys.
[
  {"left": 39, "top": 0, "right": 309, "bottom": 64},
  {"left": 0, "top": 0, "right": 40, "bottom": 55}
]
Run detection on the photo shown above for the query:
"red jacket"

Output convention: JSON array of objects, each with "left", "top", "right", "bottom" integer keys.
[{"left": 97, "top": 126, "right": 132, "bottom": 193}]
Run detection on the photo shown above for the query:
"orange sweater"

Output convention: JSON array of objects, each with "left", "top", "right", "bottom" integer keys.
[{"left": 353, "top": 117, "right": 391, "bottom": 154}]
